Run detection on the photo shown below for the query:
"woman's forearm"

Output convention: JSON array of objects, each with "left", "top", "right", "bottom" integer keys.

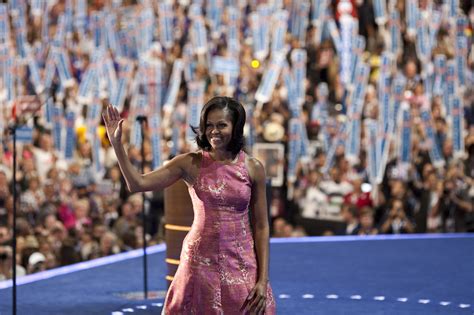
[
  {"left": 254, "top": 225, "right": 270, "bottom": 283},
  {"left": 112, "top": 142, "right": 143, "bottom": 193}
]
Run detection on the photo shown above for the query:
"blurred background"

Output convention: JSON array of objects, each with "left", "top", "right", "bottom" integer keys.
[{"left": 0, "top": 0, "right": 472, "bottom": 282}]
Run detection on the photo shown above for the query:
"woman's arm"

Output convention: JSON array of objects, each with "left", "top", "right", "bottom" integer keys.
[
  {"left": 103, "top": 105, "right": 187, "bottom": 193},
  {"left": 244, "top": 156, "right": 270, "bottom": 313}
]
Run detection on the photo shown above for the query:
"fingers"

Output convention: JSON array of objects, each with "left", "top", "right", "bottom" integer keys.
[
  {"left": 256, "top": 297, "right": 266, "bottom": 315},
  {"left": 241, "top": 289, "right": 255, "bottom": 312},
  {"left": 106, "top": 104, "right": 120, "bottom": 122},
  {"left": 246, "top": 293, "right": 266, "bottom": 314}
]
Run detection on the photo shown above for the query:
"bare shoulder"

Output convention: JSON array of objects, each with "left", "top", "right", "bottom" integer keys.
[
  {"left": 244, "top": 154, "right": 266, "bottom": 183},
  {"left": 172, "top": 151, "right": 201, "bottom": 162},
  {"left": 170, "top": 151, "right": 202, "bottom": 182}
]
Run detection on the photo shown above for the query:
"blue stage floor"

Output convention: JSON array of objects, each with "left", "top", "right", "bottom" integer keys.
[{"left": 0, "top": 234, "right": 473, "bottom": 315}]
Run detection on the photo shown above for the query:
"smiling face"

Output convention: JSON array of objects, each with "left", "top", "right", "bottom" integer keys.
[{"left": 205, "top": 108, "right": 234, "bottom": 152}]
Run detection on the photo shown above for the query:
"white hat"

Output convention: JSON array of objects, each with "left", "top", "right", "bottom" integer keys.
[{"left": 28, "top": 252, "right": 46, "bottom": 266}]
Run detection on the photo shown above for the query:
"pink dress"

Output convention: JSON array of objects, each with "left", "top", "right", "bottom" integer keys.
[{"left": 163, "top": 150, "right": 276, "bottom": 314}]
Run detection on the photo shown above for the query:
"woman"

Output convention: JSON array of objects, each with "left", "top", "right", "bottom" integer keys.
[{"left": 103, "top": 96, "right": 275, "bottom": 314}]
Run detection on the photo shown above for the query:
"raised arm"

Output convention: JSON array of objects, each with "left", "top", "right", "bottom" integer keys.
[
  {"left": 103, "top": 105, "right": 186, "bottom": 193},
  {"left": 244, "top": 156, "right": 270, "bottom": 314}
]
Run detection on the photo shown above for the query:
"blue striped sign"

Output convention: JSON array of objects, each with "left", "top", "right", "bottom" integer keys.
[
  {"left": 16, "top": 126, "right": 33, "bottom": 144},
  {"left": 111, "top": 60, "right": 133, "bottom": 111},
  {"left": 191, "top": 16, "right": 208, "bottom": 55},
  {"left": 271, "top": 10, "right": 289, "bottom": 54},
  {"left": 399, "top": 103, "right": 411, "bottom": 164},
  {"left": 207, "top": 0, "right": 223, "bottom": 39},
  {"left": 52, "top": 105, "right": 63, "bottom": 151},
  {"left": 159, "top": 2, "right": 174, "bottom": 49},
  {"left": 455, "top": 36, "right": 467, "bottom": 87},
  {"left": 287, "top": 118, "right": 302, "bottom": 182},
  {"left": 420, "top": 107, "right": 444, "bottom": 167},
  {"left": 0, "top": 4, "right": 10, "bottom": 44},
  {"left": 255, "top": 51, "right": 287, "bottom": 104},
  {"left": 388, "top": 10, "right": 401, "bottom": 55},
  {"left": 373, "top": 0, "right": 387, "bottom": 25},
  {"left": 74, "top": 0, "right": 87, "bottom": 34},
  {"left": 186, "top": 81, "right": 205, "bottom": 141},
  {"left": 406, "top": 0, "right": 417, "bottom": 37},
  {"left": 64, "top": 111, "right": 76, "bottom": 160},
  {"left": 451, "top": 97, "right": 464, "bottom": 158},
  {"left": 54, "top": 48, "right": 74, "bottom": 87},
  {"left": 444, "top": 60, "right": 456, "bottom": 117},
  {"left": 365, "top": 119, "right": 378, "bottom": 183},
  {"left": 322, "top": 122, "right": 347, "bottom": 175},
  {"left": 163, "top": 59, "right": 184, "bottom": 110},
  {"left": 291, "top": 49, "right": 307, "bottom": 105},
  {"left": 150, "top": 113, "right": 163, "bottom": 169},
  {"left": 226, "top": 7, "right": 240, "bottom": 57},
  {"left": 312, "top": 0, "right": 329, "bottom": 25}
]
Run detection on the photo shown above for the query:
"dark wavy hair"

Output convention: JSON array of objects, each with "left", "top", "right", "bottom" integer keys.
[{"left": 192, "top": 96, "right": 246, "bottom": 155}]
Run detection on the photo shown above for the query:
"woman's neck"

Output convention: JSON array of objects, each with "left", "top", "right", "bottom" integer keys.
[{"left": 209, "top": 150, "right": 235, "bottom": 162}]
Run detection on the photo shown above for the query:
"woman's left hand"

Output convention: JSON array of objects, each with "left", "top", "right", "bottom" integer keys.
[{"left": 243, "top": 280, "right": 267, "bottom": 314}]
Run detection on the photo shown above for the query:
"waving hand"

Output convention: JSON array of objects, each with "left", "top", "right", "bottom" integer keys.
[{"left": 102, "top": 104, "right": 124, "bottom": 145}]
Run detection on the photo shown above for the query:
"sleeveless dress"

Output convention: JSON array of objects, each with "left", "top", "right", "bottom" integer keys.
[{"left": 163, "top": 150, "right": 276, "bottom": 314}]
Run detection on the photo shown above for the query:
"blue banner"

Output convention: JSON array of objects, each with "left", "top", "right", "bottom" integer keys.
[
  {"left": 74, "top": 0, "right": 87, "bottom": 34},
  {"left": 291, "top": 49, "right": 307, "bottom": 106},
  {"left": 345, "top": 63, "right": 370, "bottom": 162},
  {"left": 226, "top": 7, "right": 240, "bottom": 57},
  {"left": 54, "top": 48, "right": 74, "bottom": 87},
  {"left": 183, "top": 43, "right": 196, "bottom": 83},
  {"left": 52, "top": 105, "right": 63, "bottom": 151},
  {"left": 373, "top": 0, "right": 387, "bottom": 25},
  {"left": 16, "top": 126, "right": 33, "bottom": 144},
  {"left": 406, "top": 0, "right": 417, "bottom": 37},
  {"left": 444, "top": 60, "right": 456, "bottom": 117},
  {"left": 322, "top": 122, "right": 347, "bottom": 175},
  {"left": 150, "top": 113, "right": 162, "bottom": 169},
  {"left": 207, "top": 0, "right": 223, "bottom": 39},
  {"left": 420, "top": 107, "right": 444, "bottom": 167},
  {"left": 163, "top": 59, "right": 184, "bottom": 110},
  {"left": 64, "top": 111, "right": 76, "bottom": 160},
  {"left": 110, "top": 60, "right": 133, "bottom": 111},
  {"left": 250, "top": 6, "right": 270, "bottom": 60},
  {"left": 283, "top": 63, "right": 300, "bottom": 118},
  {"left": 288, "top": 118, "right": 302, "bottom": 182},
  {"left": 105, "top": 13, "right": 120, "bottom": 56},
  {"left": 271, "top": 10, "right": 289, "bottom": 54},
  {"left": 159, "top": 2, "right": 174, "bottom": 49},
  {"left": 455, "top": 36, "right": 467, "bottom": 87},
  {"left": 138, "top": 10, "right": 154, "bottom": 55},
  {"left": 191, "top": 16, "right": 208, "bottom": 55},
  {"left": 0, "top": 4, "right": 10, "bottom": 45},
  {"left": 451, "top": 97, "right": 464, "bottom": 158},
  {"left": 388, "top": 10, "right": 400, "bottom": 55},
  {"left": 186, "top": 81, "right": 205, "bottom": 141},
  {"left": 339, "top": 13, "right": 354, "bottom": 85},
  {"left": 392, "top": 75, "right": 406, "bottom": 133},
  {"left": 255, "top": 51, "right": 287, "bottom": 104},
  {"left": 90, "top": 11, "right": 104, "bottom": 48},
  {"left": 311, "top": 0, "right": 328, "bottom": 25},
  {"left": 433, "top": 54, "right": 446, "bottom": 97},
  {"left": 364, "top": 119, "right": 377, "bottom": 183},
  {"left": 399, "top": 103, "right": 411, "bottom": 164}
]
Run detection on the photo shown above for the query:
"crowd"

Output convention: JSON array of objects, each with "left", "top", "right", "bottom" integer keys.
[{"left": 0, "top": 0, "right": 473, "bottom": 280}]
